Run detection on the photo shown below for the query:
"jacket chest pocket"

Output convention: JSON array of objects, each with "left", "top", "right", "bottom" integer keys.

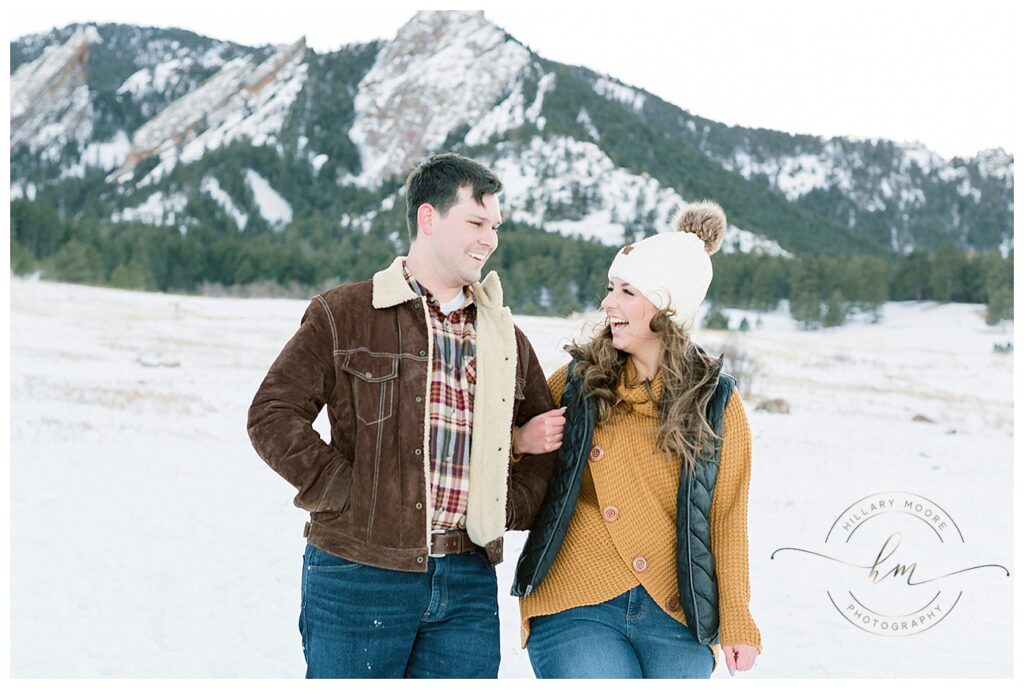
[{"left": 341, "top": 350, "right": 399, "bottom": 426}]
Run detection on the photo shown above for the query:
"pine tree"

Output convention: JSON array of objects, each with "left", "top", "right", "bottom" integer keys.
[
  {"left": 703, "top": 303, "right": 730, "bottom": 330},
  {"left": 10, "top": 238, "right": 37, "bottom": 275},
  {"left": 985, "top": 286, "right": 1012, "bottom": 324},
  {"left": 851, "top": 256, "right": 889, "bottom": 322},
  {"left": 789, "top": 256, "right": 823, "bottom": 329},
  {"left": 44, "top": 240, "right": 105, "bottom": 284},
  {"left": 893, "top": 251, "right": 931, "bottom": 300},
  {"left": 824, "top": 290, "right": 847, "bottom": 327},
  {"left": 11, "top": 199, "right": 68, "bottom": 259},
  {"left": 930, "top": 244, "right": 963, "bottom": 303},
  {"left": 109, "top": 261, "right": 156, "bottom": 290}
]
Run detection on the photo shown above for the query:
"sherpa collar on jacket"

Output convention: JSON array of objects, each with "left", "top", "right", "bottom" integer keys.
[{"left": 371, "top": 255, "right": 504, "bottom": 311}]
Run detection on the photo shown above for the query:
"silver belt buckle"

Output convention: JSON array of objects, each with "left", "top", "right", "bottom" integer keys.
[{"left": 429, "top": 529, "right": 446, "bottom": 558}]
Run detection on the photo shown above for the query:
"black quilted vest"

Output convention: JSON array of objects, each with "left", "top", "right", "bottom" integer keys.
[{"left": 511, "top": 357, "right": 736, "bottom": 645}]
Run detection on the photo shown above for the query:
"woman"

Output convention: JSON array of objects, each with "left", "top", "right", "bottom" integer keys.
[{"left": 511, "top": 201, "right": 761, "bottom": 678}]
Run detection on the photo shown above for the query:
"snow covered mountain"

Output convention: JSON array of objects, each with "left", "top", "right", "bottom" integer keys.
[{"left": 9, "top": 11, "right": 1013, "bottom": 257}]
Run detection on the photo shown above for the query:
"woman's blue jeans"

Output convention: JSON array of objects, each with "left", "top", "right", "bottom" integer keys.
[
  {"left": 526, "top": 585, "right": 714, "bottom": 678},
  {"left": 299, "top": 543, "right": 499, "bottom": 678}
]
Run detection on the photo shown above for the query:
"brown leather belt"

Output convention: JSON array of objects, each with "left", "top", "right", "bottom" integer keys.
[{"left": 430, "top": 529, "right": 478, "bottom": 557}]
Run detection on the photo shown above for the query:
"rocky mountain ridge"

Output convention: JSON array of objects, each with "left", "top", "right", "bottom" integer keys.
[{"left": 10, "top": 11, "right": 1013, "bottom": 258}]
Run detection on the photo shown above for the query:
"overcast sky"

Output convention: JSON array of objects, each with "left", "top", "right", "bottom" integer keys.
[{"left": 6, "top": 0, "right": 1019, "bottom": 160}]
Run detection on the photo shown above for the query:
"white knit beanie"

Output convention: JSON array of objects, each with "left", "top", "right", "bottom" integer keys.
[{"left": 607, "top": 201, "right": 727, "bottom": 330}]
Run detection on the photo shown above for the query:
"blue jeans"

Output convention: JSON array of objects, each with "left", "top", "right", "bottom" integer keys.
[
  {"left": 527, "top": 585, "right": 714, "bottom": 678},
  {"left": 299, "top": 543, "right": 499, "bottom": 678}
]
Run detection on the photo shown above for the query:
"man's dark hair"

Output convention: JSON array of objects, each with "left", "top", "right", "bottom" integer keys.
[{"left": 405, "top": 152, "right": 503, "bottom": 240}]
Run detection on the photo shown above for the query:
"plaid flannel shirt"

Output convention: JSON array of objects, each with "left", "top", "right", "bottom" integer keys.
[{"left": 405, "top": 265, "right": 477, "bottom": 532}]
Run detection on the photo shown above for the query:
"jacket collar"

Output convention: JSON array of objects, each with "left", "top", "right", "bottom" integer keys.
[{"left": 372, "top": 255, "right": 504, "bottom": 310}]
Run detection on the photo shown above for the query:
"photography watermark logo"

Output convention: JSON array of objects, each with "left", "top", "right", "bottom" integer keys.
[{"left": 772, "top": 492, "right": 1009, "bottom": 636}]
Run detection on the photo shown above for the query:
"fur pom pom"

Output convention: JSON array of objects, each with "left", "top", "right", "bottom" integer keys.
[{"left": 673, "top": 201, "right": 727, "bottom": 255}]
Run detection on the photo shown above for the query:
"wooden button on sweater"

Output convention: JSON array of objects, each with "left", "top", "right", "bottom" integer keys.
[
  {"left": 632, "top": 556, "right": 648, "bottom": 572},
  {"left": 589, "top": 446, "right": 604, "bottom": 461},
  {"left": 602, "top": 505, "right": 620, "bottom": 522}
]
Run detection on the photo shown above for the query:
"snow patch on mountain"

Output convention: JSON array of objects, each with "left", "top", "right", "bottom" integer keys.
[
  {"left": 721, "top": 137, "right": 1011, "bottom": 229},
  {"left": 728, "top": 151, "right": 831, "bottom": 201},
  {"left": 111, "top": 191, "right": 189, "bottom": 227},
  {"left": 974, "top": 148, "right": 1014, "bottom": 181},
  {"left": 114, "top": 38, "right": 234, "bottom": 102},
  {"left": 593, "top": 77, "right": 646, "bottom": 112},
  {"left": 245, "top": 170, "right": 292, "bottom": 229},
  {"left": 526, "top": 72, "right": 556, "bottom": 128},
  {"left": 123, "top": 60, "right": 180, "bottom": 97},
  {"left": 202, "top": 176, "right": 248, "bottom": 230},
  {"left": 123, "top": 56, "right": 252, "bottom": 180},
  {"left": 116, "top": 39, "right": 307, "bottom": 186},
  {"left": 310, "top": 154, "right": 329, "bottom": 174},
  {"left": 116, "top": 68, "right": 152, "bottom": 98},
  {"left": 957, "top": 178, "right": 982, "bottom": 202},
  {"left": 489, "top": 135, "right": 789, "bottom": 256},
  {"left": 465, "top": 81, "right": 527, "bottom": 146},
  {"left": 721, "top": 226, "right": 793, "bottom": 256},
  {"left": 10, "top": 182, "right": 38, "bottom": 201},
  {"left": 339, "top": 212, "right": 375, "bottom": 234},
  {"left": 577, "top": 108, "right": 599, "bottom": 141},
  {"left": 721, "top": 139, "right": 944, "bottom": 216},
  {"left": 900, "top": 142, "right": 946, "bottom": 175},
  {"left": 116, "top": 57, "right": 196, "bottom": 99},
  {"left": 465, "top": 70, "right": 555, "bottom": 145},
  {"left": 61, "top": 131, "right": 132, "bottom": 178},
  {"left": 489, "top": 135, "right": 668, "bottom": 244},
  {"left": 900, "top": 187, "right": 926, "bottom": 206},
  {"left": 11, "top": 26, "right": 99, "bottom": 156},
  {"left": 347, "top": 11, "right": 531, "bottom": 186},
  {"left": 175, "top": 51, "right": 306, "bottom": 164}
]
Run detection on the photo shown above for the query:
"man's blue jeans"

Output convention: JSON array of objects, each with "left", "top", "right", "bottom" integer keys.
[
  {"left": 299, "top": 543, "right": 499, "bottom": 678},
  {"left": 526, "top": 585, "right": 714, "bottom": 678}
]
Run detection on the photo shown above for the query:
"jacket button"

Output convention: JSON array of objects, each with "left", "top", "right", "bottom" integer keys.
[
  {"left": 602, "top": 505, "right": 619, "bottom": 522},
  {"left": 419, "top": 350, "right": 426, "bottom": 356},
  {"left": 666, "top": 594, "right": 681, "bottom": 611},
  {"left": 416, "top": 556, "right": 424, "bottom": 564},
  {"left": 414, "top": 449, "right": 422, "bottom": 456},
  {"left": 632, "top": 556, "right": 648, "bottom": 572},
  {"left": 589, "top": 446, "right": 604, "bottom": 461},
  {"left": 415, "top": 396, "right": 423, "bottom": 403},
  {"left": 415, "top": 502, "right": 423, "bottom": 510},
  {"left": 364, "top": 371, "right": 373, "bottom": 378}
]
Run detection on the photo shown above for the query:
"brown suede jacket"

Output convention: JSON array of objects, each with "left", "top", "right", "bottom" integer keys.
[{"left": 247, "top": 257, "right": 557, "bottom": 572}]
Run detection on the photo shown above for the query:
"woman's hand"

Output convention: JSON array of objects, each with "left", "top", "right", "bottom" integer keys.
[
  {"left": 721, "top": 644, "right": 758, "bottom": 673},
  {"left": 512, "top": 407, "right": 566, "bottom": 455}
]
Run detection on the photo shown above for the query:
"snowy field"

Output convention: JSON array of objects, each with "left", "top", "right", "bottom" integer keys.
[{"left": 10, "top": 277, "right": 1014, "bottom": 678}]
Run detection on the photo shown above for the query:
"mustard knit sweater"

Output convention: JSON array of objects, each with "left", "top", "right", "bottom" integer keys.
[{"left": 519, "top": 360, "right": 762, "bottom": 660}]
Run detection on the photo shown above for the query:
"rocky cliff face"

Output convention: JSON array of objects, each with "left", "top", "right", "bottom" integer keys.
[
  {"left": 114, "top": 38, "right": 308, "bottom": 184},
  {"left": 11, "top": 26, "right": 98, "bottom": 156},
  {"left": 346, "top": 10, "right": 532, "bottom": 187}
]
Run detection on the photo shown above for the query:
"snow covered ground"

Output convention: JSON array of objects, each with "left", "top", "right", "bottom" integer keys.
[{"left": 10, "top": 277, "right": 1013, "bottom": 678}]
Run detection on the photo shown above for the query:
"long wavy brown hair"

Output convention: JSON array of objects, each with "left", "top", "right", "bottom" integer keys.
[{"left": 567, "top": 308, "right": 723, "bottom": 473}]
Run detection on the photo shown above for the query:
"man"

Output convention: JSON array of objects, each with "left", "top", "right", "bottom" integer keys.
[{"left": 247, "top": 152, "right": 564, "bottom": 678}]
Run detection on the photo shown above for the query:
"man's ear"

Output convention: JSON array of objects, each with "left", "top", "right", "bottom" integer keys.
[{"left": 416, "top": 203, "right": 433, "bottom": 236}]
